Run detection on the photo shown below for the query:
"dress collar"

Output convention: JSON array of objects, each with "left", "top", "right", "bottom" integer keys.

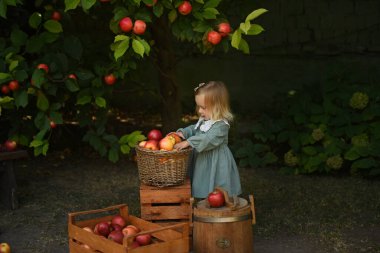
[{"left": 194, "top": 117, "right": 230, "bottom": 132}]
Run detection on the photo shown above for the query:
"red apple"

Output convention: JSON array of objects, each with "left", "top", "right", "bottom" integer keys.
[
  {"left": 178, "top": 1, "right": 192, "bottom": 15},
  {"left": 37, "top": 63, "right": 49, "bottom": 73},
  {"left": 167, "top": 132, "right": 181, "bottom": 144},
  {"left": 159, "top": 136, "right": 175, "bottom": 151},
  {"left": 126, "top": 225, "right": 140, "bottom": 233},
  {"left": 50, "top": 121, "right": 57, "bottom": 129},
  {"left": 218, "top": 22, "right": 231, "bottom": 37},
  {"left": 138, "top": 141, "right": 147, "bottom": 147},
  {"left": 128, "top": 241, "right": 140, "bottom": 249},
  {"left": 207, "top": 30, "right": 222, "bottom": 45},
  {"left": 145, "top": 0, "right": 157, "bottom": 7},
  {"left": 122, "top": 226, "right": 138, "bottom": 237},
  {"left": 4, "top": 140, "right": 17, "bottom": 152},
  {"left": 207, "top": 190, "right": 225, "bottom": 208},
  {"left": 111, "top": 215, "right": 126, "bottom": 228},
  {"left": 94, "top": 221, "right": 111, "bottom": 237},
  {"left": 1, "top": 85, "right": 10, "bottom": 94},
  {"left": 104, "top": 74, "right": 116, "bottom": 85},
  {"left": 8, "top": 80, "right": 20, "bottom": 91},
  {"left": 112, "top": 224, "right": 122, "bottom": 231},
  {"left": 135, "top": 234, "right": 151, "bottom": 246},
  {"left": 133, "top": 20, "right": 146, "bottom": 35},
  {"left": 119, "top": 17, "right": 133, "bottom": 33},
  {"left": 51, "top": 11, "right": 61, "bottom": 21},
  {"left": 144, "top": 140, "right": 159, "bottom": 150},
  {"left": 68, "top": 74, "right": 77, "bottom": 80},
  {"left": 147, "top": 129, "right": 162, "bottom": 141},
  {"left": 108, "top": 230, "right": 124, "bottom": 244}
]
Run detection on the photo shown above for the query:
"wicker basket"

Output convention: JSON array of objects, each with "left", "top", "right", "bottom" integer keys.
[{"left": 135, "top": 146, "right": 192, "bottom": 187}]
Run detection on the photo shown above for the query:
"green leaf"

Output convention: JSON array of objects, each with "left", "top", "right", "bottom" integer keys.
[
  {"left": 29, "top": 12, "right": 42, "bottom": 29},
  {"left": 8, "top": 60, "right": 18, "bottom": 71},
  {"left": 114, "top": 38, "right": 130, "bottom": 61},
  {"left": 63, "top": 36, "right": 83, "bottom": 60},
  {"left": 120, "top": 144, "right": 131, "bottom": 154},
  {"left": 138, "top": 39, "right": 150, "bottom": 56},
  {"left": 0, "top": 1, "right": 7, "bottom": 18},
  {"left": 239, "top": 22, "right": 251, "bottom": 34},
  {"left": 25, "top": 35, "right": 44, "bottom": 53},
  {"left": 168, "top": 9, "right": 177, "bottom": 23},
  {"left": 114, "top": 35, "right": 129, "bottom": 42},
  {"left": 43, "top": 20, "right": 63, "bottom": 33},
  {"left": 31, "top": 69, "right": 46, "bottom": 88},
  {"left": 202, "top": 8, "right": 219, "bottom": 19},
  {"left": 203, "top": 0, "right": 221, "bottom": 8},
  {"left": 29, "top": 139, "right": 44, "bottom": 148},
  {"left": 76, "top": 95, "right": 92, "bottom": 105},
  {"left": 193, "top": 21, "right": 209, "bottom": 32},
  {"left": 247, "top": 24, "right": 264, "bottom": 35},
  {"left": 344, "top": 147, "right": 360, "bottom": 161},
  {"left": 238, "top": 38, "right": 249, "bottom": 54},
  {"left": 11, "top": 29, "right": 28, "bottom": 47},
  {"left": 302, "top": 146, "right": 317, "bottom": 156},
  {"left": 95, "top": 97, "right": 106, "bottom": 108},
  {"left": 65, "top": 79, "right": 80, "bottom": 92},
  {"left": 245, "top": 8, "right": 268, "bottom": 23},
  {"left": 0, "top": 72, "right": 11, "bottom": 80},
  {"left": 108, "top": 147, "right": 119, "bottom": 163},
  {"left": 37, "top": 92, "right": 49, "bottom": 111},
  {"left": 14, "top": 90, "right": 28, "bottom": 108},
  {"left": 65, "top": 0, "right": 80, "bottom": 11},
  {"left": 262, "top": 152, "right": 278, "bottom": 165},
  {"left": 132, "top": 39, "right": 145, "bottom": 57},
  {"left": 0, "top": 96, "right": 14, "bottom": 105},
  {"left": 81, "top": 0, "right": 96, "bottom": 11},
  {"left": 231, "top": 30, "right": 241, "bottom": 50},
  {"left": 351, "top": 158, "right": 378, "bottom": 170},
  {"left": 153, "top": 4, "right": 164, "bottom": 17}
]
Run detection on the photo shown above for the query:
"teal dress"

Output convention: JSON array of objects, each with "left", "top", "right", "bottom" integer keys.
[{"left": 178, "top": 118, "right": 242, "bottom": 198}]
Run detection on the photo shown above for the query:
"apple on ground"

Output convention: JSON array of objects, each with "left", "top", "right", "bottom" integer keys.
[
  {"left": 0, "top": 243, "right": 11, "bottom": 253},
  {"left": 37, "top": 63, "right": 49, "bottom": 73},
  {"left": 147, "top": 129, "right": 162, "bottom": 141},
  {"left": 104, "top": 74, "right": 116, "bottom": 85},
  {"left": 133, "top": 20, "right": 147, "bottom": 35},
  {"left": 178, "top": 1, "right": 192, "bottom": 15},
  {"left": 119, "top": 17, "right": 133, "bottom": 32},
  {"left": 218, "top": 22, "right": 232, "bottom": 37},
  {"left": 144, "top": 140, "right": 159, "bottom": 150},
  {"left": 135, "top": 234, "right": 152, "bottom": 246},
  {"left": 159, "top": 136, "right": 175, "bottom": 151},
  {"left": 207, "top": 31, "right": 222, "bottom": 45},
  {"left": 207, "top": 190, "right": 225, "bottom": 208},
  {"left": 8, "top": 80, "right": 20, "bottom": 91},
  {"left": 4, "top": 140, "right": 17, "bottom": 152}
]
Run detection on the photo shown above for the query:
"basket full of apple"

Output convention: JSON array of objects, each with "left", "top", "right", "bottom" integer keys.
[{"left": 135, "top": 129, "right": 192, "bottom": 187}]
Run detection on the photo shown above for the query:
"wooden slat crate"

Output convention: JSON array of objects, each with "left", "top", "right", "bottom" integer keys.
[
  {"left": 68, "top": 204, "right": 189, "bottom": 253},
  {"left": 140, "top": 178, "right": 191, "bottom": 226}
]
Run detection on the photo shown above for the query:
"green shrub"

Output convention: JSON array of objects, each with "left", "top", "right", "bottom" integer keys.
[{"left": 233, "top": 78, "right": 380, "bottom": 177}]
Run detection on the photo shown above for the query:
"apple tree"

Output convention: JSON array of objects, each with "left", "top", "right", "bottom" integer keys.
[{"left": 0, "top": 0, "right": 266, "bottom": 162}]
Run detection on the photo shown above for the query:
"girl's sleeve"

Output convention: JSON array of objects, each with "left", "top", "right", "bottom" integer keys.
[
  {"left": 177, "top": 124, "right": 196, "bottom": 139},
  {"left": 187, "top": 122, "right": 228, "bottom": 152}
]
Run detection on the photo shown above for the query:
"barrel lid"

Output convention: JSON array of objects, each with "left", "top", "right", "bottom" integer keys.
[{"left": 194, "top": 197, "right": 250, "bottom": 217}]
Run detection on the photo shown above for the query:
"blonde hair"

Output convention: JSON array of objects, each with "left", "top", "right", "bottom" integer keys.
[{"left": 194, "top": 81, "right": 233, "bottom": 122}]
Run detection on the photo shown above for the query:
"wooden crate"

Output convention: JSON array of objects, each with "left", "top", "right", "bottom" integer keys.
[
  {"left": 140, "top": 178, "right": 191, "bottom": 226},
  {"left": 68, "top": 204, "right": 189, "bottom": 253}
]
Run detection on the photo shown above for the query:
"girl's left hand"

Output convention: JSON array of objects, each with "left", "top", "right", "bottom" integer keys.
[{"left": 174, "top": 140, "right": 190, "bottom": 150}]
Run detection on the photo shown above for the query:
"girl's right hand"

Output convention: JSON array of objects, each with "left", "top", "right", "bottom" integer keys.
[{"left": 174, "top": 140, "right": 190, "bottom": 150}]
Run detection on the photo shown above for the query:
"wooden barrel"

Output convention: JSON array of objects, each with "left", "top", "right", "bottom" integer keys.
[{"left": 193, "top": 196, "right": 255, "bottom": 253}]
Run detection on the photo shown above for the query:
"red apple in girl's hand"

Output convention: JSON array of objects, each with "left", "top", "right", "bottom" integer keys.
[
  {"left": 159, "top": 136, "right": 175, "bottom": 151},
  {"left": 167, "top": 132, "right": 182, "bottom": 144},
  {"left": 147, "top": 129, "right": 162, "bottom": 141},
  {"left": 207, "top": 190, "right": 225, "bottom": 208}
]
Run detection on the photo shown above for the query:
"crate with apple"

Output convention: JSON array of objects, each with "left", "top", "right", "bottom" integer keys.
[
  {"left": 135, "top": 129, "right": 192, "bottom": 187},
  {"left": 68, "top": 204, "right": 190, "bottom": 253}
]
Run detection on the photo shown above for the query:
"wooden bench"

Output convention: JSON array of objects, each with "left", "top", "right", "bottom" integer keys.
[{"left": 0, "top": 150, "right": 28, "bottom": 209}]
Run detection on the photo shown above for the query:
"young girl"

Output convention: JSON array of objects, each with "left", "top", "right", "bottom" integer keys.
[{"left": 174, "top": 81, "right": 242, "bottom": 198}]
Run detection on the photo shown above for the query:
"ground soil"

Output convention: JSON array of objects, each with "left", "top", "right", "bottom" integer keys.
[{"left": 0, "top": 148, "right": 379, "bottom": 253}]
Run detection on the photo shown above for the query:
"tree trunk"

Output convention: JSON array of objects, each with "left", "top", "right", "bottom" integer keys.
[{"left": 151, "top": 16, "right": 182, "bottom": 133}]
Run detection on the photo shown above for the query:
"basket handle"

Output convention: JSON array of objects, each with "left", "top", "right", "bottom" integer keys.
[
  {"left": 249, "top": 195, "right": 256, "bottom": 225},
  {"left": 68, "top": 204, "right": 128, "bottom": 224}
]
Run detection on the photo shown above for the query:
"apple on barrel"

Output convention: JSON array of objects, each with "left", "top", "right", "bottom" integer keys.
[{"left": 207, "top": 189, "right": 225, "bottom": 208}]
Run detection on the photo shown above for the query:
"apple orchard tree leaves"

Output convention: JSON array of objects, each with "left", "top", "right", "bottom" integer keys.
[{"left": 0, "top": 0, "right": 266, "bottom": 162}]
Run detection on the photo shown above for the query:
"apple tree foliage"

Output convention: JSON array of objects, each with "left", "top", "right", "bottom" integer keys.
[{"left": 0, "top": 0, "right": 266, "bottom": 162}]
